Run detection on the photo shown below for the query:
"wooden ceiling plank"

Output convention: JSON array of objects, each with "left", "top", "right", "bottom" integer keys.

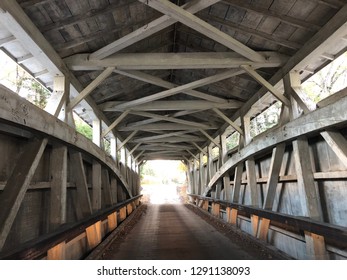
[
  {"left": 90, "top": 0, "right": 221, "bottom": 59},
  {"left": 222, "top": 0, "right": 321, "bottom": 32},
  {"left": 138, "top": 0, "right": 266, "bottom": 62}
]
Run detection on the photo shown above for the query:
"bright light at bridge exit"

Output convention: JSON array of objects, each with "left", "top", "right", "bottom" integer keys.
[{"left": 140, "top": 160, "right": 188, "bottom": 204}]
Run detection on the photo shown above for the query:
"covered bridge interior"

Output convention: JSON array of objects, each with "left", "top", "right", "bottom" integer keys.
[{"left": 0, "top": 0, "right": 347, "bottom": 260}]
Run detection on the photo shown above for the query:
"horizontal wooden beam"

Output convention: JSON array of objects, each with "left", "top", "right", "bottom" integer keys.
[
  {"left": 101, "top": 100, "right": 243, "bottom": 111},
  {"left": 65, "top": 52, "right": 285, "bottom": 71},
  {"left": 118, "top": 123, "right": 218, "bottom": 131}
]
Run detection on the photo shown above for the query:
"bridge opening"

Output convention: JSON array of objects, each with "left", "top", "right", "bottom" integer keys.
[{"left": 140, "top": 160, "right": 187, "bottom": 204}]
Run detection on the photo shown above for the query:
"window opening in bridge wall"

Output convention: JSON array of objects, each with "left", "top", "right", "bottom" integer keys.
[
  {"left": 226, "top": 132, "right": 240, "bottom": 151},
  {"left": 302, "top": 51, "right": 347, "bottom": 103},
  {"left": 0, "top": 49, "right": 51, "bottom": 109},
  {"left": 250, "top": 101, "right": 281, "bottom": 138}
]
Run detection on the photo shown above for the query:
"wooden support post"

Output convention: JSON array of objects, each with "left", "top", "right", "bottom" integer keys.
[
  {"left": 226, "top": 207, "right": 239, "bottom": 226},
  {"left": 246, "top": 158, "right": 260, "bottom": 236},
  {"left": 321, "top": 130, "right": 347, "bottom": 168},
  {"left": 119, "top": 207, "right": 127, "bottom": 222},
  {"left": 258, "top": 143, "right": 286, "bottom": 241},
  {"left": 127, "top": 202, "right": 133, "bottom": 215},
  {"left": 246, "top": 158, "right": 260, "bottom": 207},
  {"left": 110, "top": 176, "right": 118, "bottom": 204},
  {"left": 293, "top": 136, "right": 327, "bottom": 259},
  {"left": 47, "top": 242, "right": 66, "bottom": 260},
  {"left": 102, "top": 169, "right": 114, "bottom": 206},
  {"left": 70, "top": 151, "right": 93, "bottom": 218},
  {"left": 0, "top": 138, "right": 47, "bottom": 250},
  {"left": 107, "top": 212, "right": 118, "bottom": 231},
  {"left": 202, "top": 200, "right": 209, "bottom": 211},
  {"left": 212, "top": 203, "right": 220, "bottom": 218},
  {"left": 46, "top": 76, "right": 70, "bottom": 122},
  {"left": 193, "top": 160, "right": 197, "bottom": 194},
  {"left": 220, "top": 133, "right": 231, "bottom": 201},
  {"left": 242, "top": 114, "right": 252, "bottom": 146},
  {"left": 92, "top": 118, "right": 102, "bottom": 147},
  {"left": 86, "top": 221, "right": 102, "bottom": 250},
  {"left": 232, "top": 162, "right": 243, "bottom": 203},
  {"left": 305, "top": 232, "right": 327, "bottom": 260},
  {"left": 206, "top": 144, "right": 213, "bottom": 183},
  {"left": 92, "top": 161, "right": 102, "bottom": 211},
  {"left": 198, "top": 153, "right": 204, "bottom": 195},
  {"left": 50, "top": 145, "right": 67, "bottom": 231},
  {"left": 110, "top": 136, "right": 117, "bottom": 161}
]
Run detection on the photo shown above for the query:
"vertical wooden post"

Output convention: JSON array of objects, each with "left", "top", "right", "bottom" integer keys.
[
  {"left": 293, "top": 136, "right": 327, "bottom": 259},
  {"left": 193, "top": 160, "right": 197, "bottom": 194},
  {"left": 246, "top": 158, "right": 260, "bottom": 237},
  {"left": 102, "top": 169, "right": 114, "bottom": 206},
  {"left": 220, "top": 133, "right": 231, "bottom": 201},
  {"left": 92, "top": 118, "right": 102, "bottom": 147},
  {"left": 92, "top": 161, "right": 102, "bottom": 211},
  {"left": 206, "top": 144, "right": 212, "bottom": 183},
  {"left": 70, "top": 151, "right": 93, "bottom": 218},
  {"left": 258, "top": 143, "right": 286, "bottom": 241},
  {"left": 198, "top": 153, "right": 204, "bottom": 195},
  {"left": 110, "top": 135, "right": 117, "bottom": 161},
  {"left": 50, "top": 145, "right": 67, "bottom": 231},
  {"left": 110, "top": 176, "right": 118, "bottom": 204},
  {"left": 232, "top": 162, "right": 243, "bottom": 203}
]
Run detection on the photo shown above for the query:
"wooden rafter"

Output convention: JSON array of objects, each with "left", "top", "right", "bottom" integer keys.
[
  {"left": 90, "top": 0, "right": 221, "bottom": 59},
  {"left": 138, "top": 0, "right": 266, "bottom": 62}
]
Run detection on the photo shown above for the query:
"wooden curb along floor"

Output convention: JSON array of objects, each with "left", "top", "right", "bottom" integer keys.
[
  {"left": 85, "top": 204, "right": 146, "bottom": 260},
  {"left": 186, "top": 203, "right": 293, "bottom": 260}
]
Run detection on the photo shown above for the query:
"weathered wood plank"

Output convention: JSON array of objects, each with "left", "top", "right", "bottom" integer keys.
[
  {"left": 321, "top": 130, "right": 347, "bottom": 168},
  {"left": 69, "top": 151, "right": 93, "bottom": 218},
  {"left": 92, "top": 161, "right": 102, "bottom": 211},
  {"left": 50, "top": 144, "right": 67, "bottom": 231},
  {"left": 0, "top": 138, "right": 48, "bottom": 250}
]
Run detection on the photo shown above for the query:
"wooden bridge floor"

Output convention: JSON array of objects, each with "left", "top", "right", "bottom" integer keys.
[{"left": 99, "top": 204, "right": 285, "bottom": 260}]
